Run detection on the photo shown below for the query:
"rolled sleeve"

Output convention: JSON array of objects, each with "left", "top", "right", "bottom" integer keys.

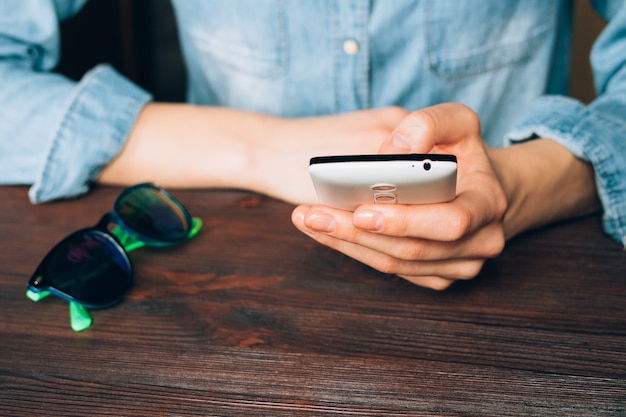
[
  {"left": 506, "top": 95, "right": 626, "bottom": 247},
  {"left": 28, "top": 64, "right": 152, "bottom": 203}
]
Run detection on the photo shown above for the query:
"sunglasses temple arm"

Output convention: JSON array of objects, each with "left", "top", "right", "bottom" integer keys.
[
  {"left": 189, "top": 217, "right": 203, "bottom": 239},
  {"left": 69, "top": 302, "right": 93, "bottom": 332},
  {"left": 26, "top": 290, "right": 93, "bottom": 332}
]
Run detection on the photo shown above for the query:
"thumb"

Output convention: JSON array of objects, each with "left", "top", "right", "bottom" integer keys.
[
  {"left": 378, "top": 103, "right": 481, "bottom": 155},
  {"left": 378, "top": 115, "right": 433, "bottom": 155},
  {"left": 378, "top": 133, "right": 414, "bottom": 154}
]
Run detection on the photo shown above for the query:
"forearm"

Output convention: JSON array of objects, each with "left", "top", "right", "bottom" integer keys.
[
  {"left": 98, "top": 103, "right": 263, "bottom": 190},
  {"left": 489, "top": 139, "right": 601, "bottom": 239},
  {"left": 98, "top": 103, "right": 405, "bottom": 204}
]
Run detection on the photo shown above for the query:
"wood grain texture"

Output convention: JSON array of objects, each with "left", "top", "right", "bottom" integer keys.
[{"left": 1, "top": 185, "right": 624, "bottom": 416}]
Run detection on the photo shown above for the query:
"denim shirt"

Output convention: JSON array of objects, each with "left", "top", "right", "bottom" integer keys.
[{"left": 1, "top": 0, "right": 625, "bottom": 247}]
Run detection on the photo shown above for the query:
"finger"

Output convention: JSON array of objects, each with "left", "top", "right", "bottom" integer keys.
[
  {"left": 353, "top": 202, "right": 471, "bottom": 241},
  {"left": 294, "top": 201, "right": 504, "bottom": 261},
  {"left": 378, "top": 103, "right": 482, "bottom": 154},
  {"left": 398, "top": 275, "right": 457, "bottom": 291},
  {"left": 292, "top": 205, "right": 346, "bottom": 234},
  {"left": 354, "top": 174, "right": 506, "bottom": 236},
  {"left": 292, "top": 206, "right": 488, "bottom": 278},
  {"left": 352, "top": 218, "right": 504, "bottom": 262}
]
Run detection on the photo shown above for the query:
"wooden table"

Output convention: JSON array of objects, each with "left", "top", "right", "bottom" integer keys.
[{"left": 1, "top": 185, "right": 624, "bottom": 416}]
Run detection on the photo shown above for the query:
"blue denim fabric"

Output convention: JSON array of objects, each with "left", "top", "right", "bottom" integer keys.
[{"left": 0, "top": 0, "right": 625, "bottom": 246}]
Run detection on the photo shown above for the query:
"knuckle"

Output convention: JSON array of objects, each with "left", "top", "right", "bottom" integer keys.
[
  {"left": 482, "top": 231, "right": 506, "bottom": 258},
  {"left": 396, "top": 240, "right": 431, "bottom": 261},
  {"left": 444, "top": 207, "right": 473, "bottom": 241},
  {"left": 445, "top": 260, "right": 484, "bottom": 281},
  {"left": 391, "top": 214, "right": 413, "bottom": 237},
  {"left": 371, "top": 256, "right": 403, "bottom": 276},
  {"left": 495, "top": 190, "right": 509, "bottom": 218}
]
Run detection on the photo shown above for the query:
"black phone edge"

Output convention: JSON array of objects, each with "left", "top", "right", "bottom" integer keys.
[{"left": 310, "top": 153, "right": 457, "bottom": 165}]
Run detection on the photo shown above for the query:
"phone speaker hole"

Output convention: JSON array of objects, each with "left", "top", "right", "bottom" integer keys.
[{"left": 371, "top": 184, "right": 397, "bottom": 192}]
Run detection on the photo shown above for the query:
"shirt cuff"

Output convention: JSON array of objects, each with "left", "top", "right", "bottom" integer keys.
[
  {"left": 505, "top": 95, "right": 626, "bottom": 247},
  {"left": 28, "top": 64, "right": 152, "bottom": 203}
]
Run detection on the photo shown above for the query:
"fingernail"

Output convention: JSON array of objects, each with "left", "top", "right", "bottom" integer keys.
[
  {"left": 305, "top": 211, "right": 336, "bottom": 233},
  {"left": 354, "top": 210, "right": 384, "bottom": 231},
  {"left": 388, "top": 134, "right": 411, "bottom": 152},
  {"left": 291, "top": 208, "right": 305, "bottom": 224}
]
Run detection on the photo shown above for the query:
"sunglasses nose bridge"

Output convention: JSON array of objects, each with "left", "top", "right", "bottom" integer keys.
[
  {"left": 96, "top": 212, "right": 116, "bottom": 231},
  {"left": 96, "top": 212, "right": 136, "bottom": 248}
]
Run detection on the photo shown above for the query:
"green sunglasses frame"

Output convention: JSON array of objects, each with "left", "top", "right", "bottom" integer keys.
[{"left": 26, "top": 184, "right": 202, "bottom": 332}]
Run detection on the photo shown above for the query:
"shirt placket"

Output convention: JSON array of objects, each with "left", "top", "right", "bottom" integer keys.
[{"left": 333, "top": 0, "right": 370, "bottom": 112}]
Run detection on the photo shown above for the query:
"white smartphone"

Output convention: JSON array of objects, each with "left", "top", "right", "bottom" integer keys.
[{"left": 309, "top": 154, "right": 457, "bottom": 210}]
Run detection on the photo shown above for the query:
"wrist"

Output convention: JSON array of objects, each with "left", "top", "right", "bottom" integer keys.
[
  {"left": 487, "top": 145, "right": 526, "bottom": 239},
  {"left": 488, "top": 139, "right": 600, "bottom": 240}
]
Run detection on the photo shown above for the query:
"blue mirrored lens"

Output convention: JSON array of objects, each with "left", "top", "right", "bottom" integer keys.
[
  {"left": 115, "top": 185, "right": 190, "bottom": 242},
  {"left": 42, "top": 230, "right": 132, "bottom": 307}
]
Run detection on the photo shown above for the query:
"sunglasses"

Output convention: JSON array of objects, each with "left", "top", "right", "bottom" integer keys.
[{"left": 26, "top": 183, "right": 202, "bottom": 332}]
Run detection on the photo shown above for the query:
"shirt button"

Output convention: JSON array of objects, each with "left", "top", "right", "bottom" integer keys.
[{"left": 342, "top": 39, "right": 360, "bottom": 55}]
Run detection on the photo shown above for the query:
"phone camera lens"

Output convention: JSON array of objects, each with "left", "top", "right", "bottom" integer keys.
[{"left": 423, "top": 160, "right": 432, "bottom": 171}]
